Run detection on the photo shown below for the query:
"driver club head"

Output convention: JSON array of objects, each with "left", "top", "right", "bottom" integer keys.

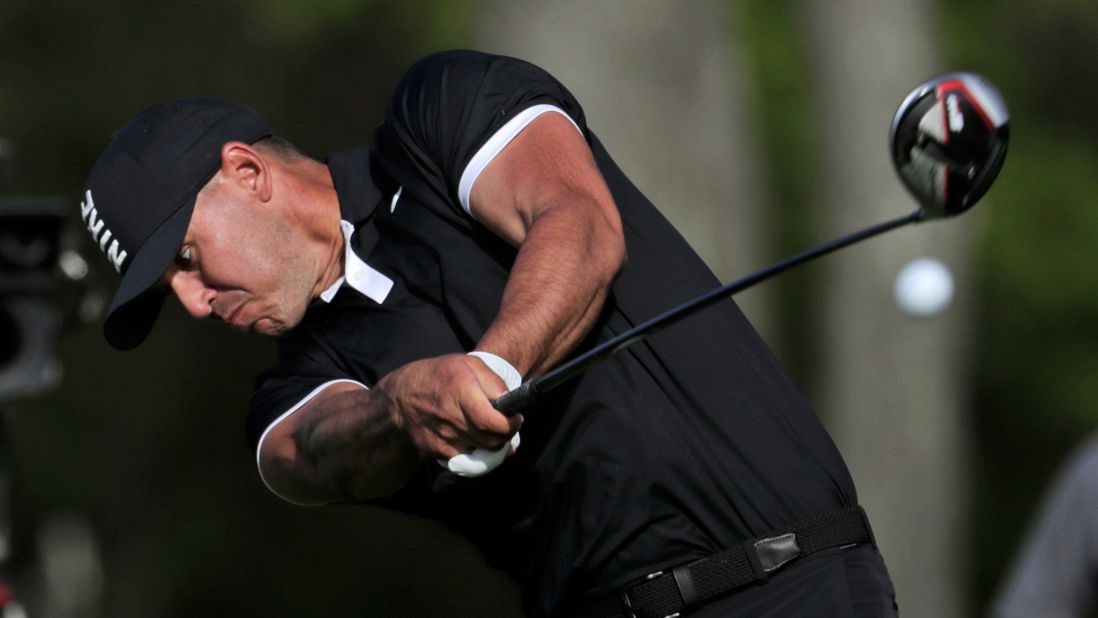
[{"left": 890, "top": 72, "right": 1009, "bottom": 220}]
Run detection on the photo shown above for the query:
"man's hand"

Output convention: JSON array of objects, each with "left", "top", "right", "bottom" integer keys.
[{"left": 375, "top": 354, "right": 523, "bottom": 461}]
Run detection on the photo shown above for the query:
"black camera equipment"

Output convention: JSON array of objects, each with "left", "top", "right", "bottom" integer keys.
[
  {"left": 0, "top": 196, "right": 68, "bottom": 402},
  {"left": 0, "top": 139, "right": 100, "bottom": 404}
]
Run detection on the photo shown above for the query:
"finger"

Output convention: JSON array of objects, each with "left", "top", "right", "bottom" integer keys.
[
  {"left": 417, "top": 430, "right": 478, "bottom": 460},
  {"left": 418, "top": 389, "right": 505, "bottom": 451},
  {"left": 458, "top": 385, "right": 515, "bottom": 439},
  {"left": 463, "top": 406, "right": 523, "bottom": 451},
  {"left": 433, "top": 441, "right": 475, "bottom": 460}
]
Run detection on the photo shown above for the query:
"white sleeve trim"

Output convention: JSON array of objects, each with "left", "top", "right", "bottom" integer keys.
[
  {"left": 255, "top": 378, "right": 369, "bottom": 506},
  {"left": 457, "top": 104, "right": 582, "bottom": 217}
]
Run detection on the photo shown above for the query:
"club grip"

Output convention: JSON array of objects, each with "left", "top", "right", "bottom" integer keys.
[{"left": 492, "top": 380, "right": 538, "bottom": 417}]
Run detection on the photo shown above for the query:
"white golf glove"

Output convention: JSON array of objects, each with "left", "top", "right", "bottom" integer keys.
[{"left": 439, "top": 351, "right": 522, "bottom": 478}]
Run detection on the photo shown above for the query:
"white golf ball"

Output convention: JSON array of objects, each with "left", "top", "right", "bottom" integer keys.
[{"left": 894, "top": 257, "right": 954, "bottom": 317}]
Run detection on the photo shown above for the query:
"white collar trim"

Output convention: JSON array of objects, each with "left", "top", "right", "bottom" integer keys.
[{"left": 320, "top": 220, "right": 393, "bottom": 304}]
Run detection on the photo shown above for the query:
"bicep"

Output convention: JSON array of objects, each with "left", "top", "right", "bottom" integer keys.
[{"left": 468, "top": 111, "right": 621, "bottom": 246}]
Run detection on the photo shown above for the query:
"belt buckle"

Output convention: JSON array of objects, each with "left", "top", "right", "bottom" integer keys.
[{"left": 620, "top": 570, "right": 674, "bottom": 618}]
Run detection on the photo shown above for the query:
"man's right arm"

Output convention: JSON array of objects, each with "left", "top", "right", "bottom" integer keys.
[{"left": 257, "top": 354, "right": 520, "bottom": 505}]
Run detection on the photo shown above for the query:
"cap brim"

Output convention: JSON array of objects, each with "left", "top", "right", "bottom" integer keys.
[{"left": 103, "top": 197, "right": 196, "bottom": 350}]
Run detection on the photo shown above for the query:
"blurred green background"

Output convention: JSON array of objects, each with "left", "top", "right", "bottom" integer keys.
[{"left": 2, "top": 1, "right": 1096, "bottom": 616}]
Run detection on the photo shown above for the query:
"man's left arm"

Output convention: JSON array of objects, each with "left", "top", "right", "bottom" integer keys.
[{"left": 468, "top": 111, "right": 626, "bottom": 379}]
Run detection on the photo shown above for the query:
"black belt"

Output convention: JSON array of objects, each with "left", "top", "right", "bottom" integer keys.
[{"left": 577, "top": 506, "right": 876, "bottom": 618}]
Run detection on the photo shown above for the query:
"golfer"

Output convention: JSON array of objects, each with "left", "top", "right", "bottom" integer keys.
[{"left": 81, "top": 50, "right": 896, "bottom": 617}]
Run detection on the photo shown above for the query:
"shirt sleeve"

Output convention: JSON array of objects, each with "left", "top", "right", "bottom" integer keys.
[
  {"left": 247, "top": 331, "right": 356, "bottom": 451},
  {"left": 373, "top": 49, "right": 588, "bottom": 217}
]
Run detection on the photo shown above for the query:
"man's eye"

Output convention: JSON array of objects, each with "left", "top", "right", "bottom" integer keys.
[{"left": 178, "top": 247, "right": 194, "bottom": 267}]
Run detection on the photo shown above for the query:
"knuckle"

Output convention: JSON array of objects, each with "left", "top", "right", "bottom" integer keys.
[{"left": 470, "top": 410, "right": 507, "bottom": 435}]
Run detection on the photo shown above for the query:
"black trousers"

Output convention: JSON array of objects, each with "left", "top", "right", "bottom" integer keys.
[{"left": 688, "top": 544, "right": 898, "bottom": 617}]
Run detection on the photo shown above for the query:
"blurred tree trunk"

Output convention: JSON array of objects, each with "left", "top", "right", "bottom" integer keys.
[
  {"left": 804, "top": 2, "right": 975, "bottom": 616},
  {"left": 473, "top": 0, "right": 777, "bottom": 337}
]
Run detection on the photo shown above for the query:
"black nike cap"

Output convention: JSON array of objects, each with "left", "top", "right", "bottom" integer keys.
[{"left": 80, "top": 98, "right": 271, "bottom": 350}]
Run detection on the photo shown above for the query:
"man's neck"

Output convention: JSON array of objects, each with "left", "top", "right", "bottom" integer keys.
[{"left": 293, "top": 159, "right": 346, "bottom": 300}]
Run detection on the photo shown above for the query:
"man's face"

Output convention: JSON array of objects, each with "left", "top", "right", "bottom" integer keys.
[{"left": 161, "top": 175, "right": 319, "bottom": 337}]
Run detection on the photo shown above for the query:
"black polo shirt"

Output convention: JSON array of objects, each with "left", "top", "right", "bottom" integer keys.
[{"left": 249, "top": 50, "right": 857, "bottom": 617}]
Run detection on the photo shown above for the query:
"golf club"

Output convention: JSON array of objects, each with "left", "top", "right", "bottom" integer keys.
[{"left": 492, "top": 71, "right": 1009, "bottom": 416}]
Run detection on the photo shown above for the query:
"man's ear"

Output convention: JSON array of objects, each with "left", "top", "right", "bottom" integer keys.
[{"left": 219, "top": 141, "right": 273, "bottom": 202}]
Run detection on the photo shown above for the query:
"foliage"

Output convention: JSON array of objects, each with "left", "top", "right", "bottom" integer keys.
[
  {"left": 0, "top": 1, "right": 506, "bottom": 615},
  {"left": 735, "top": 0, "right": 820, "bottom": 381},
  {"left": 5, "top": 0, "right": 1098, "bottom": 614},
  {"left": 945, "top": 1, "right": 1098, "bottom": 610},
  {"left": 741, "top": 0, "right": 1098, "bottom": 612}
]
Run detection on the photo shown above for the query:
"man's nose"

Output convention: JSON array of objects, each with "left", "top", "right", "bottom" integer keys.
[{"left": 170, "top": 275, "right": 215, "bottom": 319}]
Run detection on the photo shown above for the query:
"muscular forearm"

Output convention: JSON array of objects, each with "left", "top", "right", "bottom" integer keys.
[
  {"left": 469, "top": 111, "right": 626, "bottom": 379},
  {"left": 478, "top": 199, "right": 625, "bottom": 378},
  {"left": 262, "top": 385, "right": 419, "bottom": 504},
  {"left": 262, "top": 354, "right": 524, "bottom": 502}
]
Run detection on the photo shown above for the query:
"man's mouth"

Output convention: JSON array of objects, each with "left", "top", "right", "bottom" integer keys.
[{"left": 217, "top": 301, "right": 245, "bottom": 327}]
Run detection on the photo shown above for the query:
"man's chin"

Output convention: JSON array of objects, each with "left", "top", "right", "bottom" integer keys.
[{"left": 250, "top": 317, "right": 293, "bottom": 338}]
